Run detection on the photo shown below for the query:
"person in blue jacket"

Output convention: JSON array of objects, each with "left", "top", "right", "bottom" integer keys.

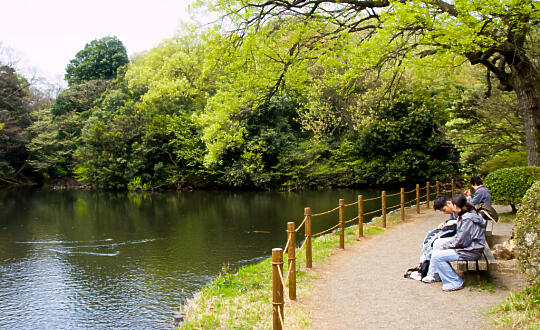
[
  {"left": 465, "top": 176, "right": 492, "bottom": 205},
  {"left": 423, "top": 194, "right": 486, "bottom": 291}
]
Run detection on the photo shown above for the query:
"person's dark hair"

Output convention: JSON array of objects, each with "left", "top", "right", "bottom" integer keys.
[
  {"left": 433, "top": 195, "right": 449, "bottom": 211},
  {"left": 451, "top": 194, "right": 476, "bottom": 215},
  {"left": 470, "top": 176, "right": 483, "bottom": 186}
]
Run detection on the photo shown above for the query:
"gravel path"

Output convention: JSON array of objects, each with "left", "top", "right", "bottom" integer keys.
[{"left": 300, "top": 208, "right": 524, "bottom": 329}]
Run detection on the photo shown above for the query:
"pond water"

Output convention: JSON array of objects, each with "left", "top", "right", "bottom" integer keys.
[{"left": 0, "top": 187, "right": 401, "bottom": 329}]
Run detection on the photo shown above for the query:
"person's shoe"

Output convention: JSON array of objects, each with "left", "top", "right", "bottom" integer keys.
[
  {"left": 443, "top": 283, "right": 465, "bottom": 291},
  {"left": 410, "top": 271, "right": 422, "bottom": 281},
  {"left": 422, "top": 275, "right": 439, "bottom": 283}
]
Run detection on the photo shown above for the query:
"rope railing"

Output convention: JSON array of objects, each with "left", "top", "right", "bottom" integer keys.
[
  {"left": 312, "top": 223, "right": 340, "bottom": 237},
  {"left": 282, "top": 234, "right": 292, "bottom": 252},
  {"left": 311, "top": 206, "right": 340, "bottom": 217},
  {"left": 362, "top": 196, "right": 381, "bottom": 202},
  {"left": 364, "top": 208, "right": 382, "bottom": 216},
  {"left": 295, "top": 237, "right": 308, "bottom": 256},
  {"left": 404, "top": 198, "right": 417, "bottom": 206},
  {"left": 295, "top": 216, "right": 307, "bottom": 232},
  {"left": 271, "top": 179, "right": 462, "bottom": 329},
  {"left": 386, "top": 204, "right": 402, "bottom": 212},
  {"left": 344, "top": 215, "right": 359, "bottom": 224},
  {"left": 387, "top": 202, "right": 402, "bottom": 209},
  {"left": 275, "top": 256, "right": 301, "bottom": 330},
  {"left": 386, "top": 191, "right": 401, "bottom": 197}
]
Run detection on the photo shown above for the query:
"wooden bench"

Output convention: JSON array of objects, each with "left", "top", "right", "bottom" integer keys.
[
  {"left": 455, "top": 216, "right": 497, "bottom": 272},
  {"left": 452, "top": 244, "right": 497, "bottom": 272}
]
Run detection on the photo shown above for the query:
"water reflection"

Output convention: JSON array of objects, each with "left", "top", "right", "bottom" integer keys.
[{"left": 0, "top": 187, "right": 398, "bottom": 329}]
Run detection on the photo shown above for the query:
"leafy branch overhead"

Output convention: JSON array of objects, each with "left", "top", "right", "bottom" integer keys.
[{"left": 208, "top": 0, "right": 540, "bottom": 166}]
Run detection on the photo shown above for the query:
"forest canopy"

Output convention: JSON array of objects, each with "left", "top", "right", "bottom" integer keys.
[{"left": 1, "top": 0, "right": 536, "bottom": 190}]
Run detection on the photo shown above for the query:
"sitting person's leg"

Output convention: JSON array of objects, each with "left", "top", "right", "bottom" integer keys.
[
  {"left": 423, "top": 236, "right": 454, "bottom": 281},
  {"left": 430, "top": 248, "right": 464, "bottom": 291},
  {"left": 431, "top": 237, "right": 453, "bottom": 258}
]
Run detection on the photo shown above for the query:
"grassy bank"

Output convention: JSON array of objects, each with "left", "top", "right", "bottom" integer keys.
[
  {"left": 488, "top": 282, "right": 540, "bottom": 328},
  {"left": 486, "top": 211, "right": 539, "bottom": 329},
  {"left": 176, "top": 206, "right": 423, "bottom": 329}
]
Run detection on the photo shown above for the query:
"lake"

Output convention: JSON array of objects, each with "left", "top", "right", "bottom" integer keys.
[{"left": 0, "top": 187, "right": 400, "bottom": 329}]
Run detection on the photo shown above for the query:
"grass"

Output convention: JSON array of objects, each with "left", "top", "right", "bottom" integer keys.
[
  {"left": 176, "top": 205, "right": 424, "bottom": 329},
  {"left": 497, "top": 211, "right": 516, "bottom": 223},
  {"left": 465, "top": 273, "right": 495, "bottom": 293},
  {"left": 487, "top": 282, "right": 540, "bottom": 329}
]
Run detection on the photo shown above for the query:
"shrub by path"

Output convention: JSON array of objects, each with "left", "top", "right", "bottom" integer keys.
[{"left": 299, "top": 208, "right": 524, "bottom": 329}]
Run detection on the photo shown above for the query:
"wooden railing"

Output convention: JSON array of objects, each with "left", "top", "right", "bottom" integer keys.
[{"left": 271, "top": 179, "right": 460, "bottom": 329}]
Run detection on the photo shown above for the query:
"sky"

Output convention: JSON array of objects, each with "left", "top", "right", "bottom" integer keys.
[{"left": 0, "top": 0, "right": 200, "bottom": 87}]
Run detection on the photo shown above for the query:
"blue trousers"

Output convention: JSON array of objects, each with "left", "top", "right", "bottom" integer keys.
[
  {"left": 426, "top": 237, "right": 453, "bottom": 277},
  {"left": 430, "top": 248, "right": 464, "bottom": 290}
]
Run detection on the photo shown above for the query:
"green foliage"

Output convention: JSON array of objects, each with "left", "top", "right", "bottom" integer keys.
[
  {"left": 514, "top": 180, "right": 540, "bottom": 285},
  {"left": 446, "top": 89, "right": 524, "bottom": 173},
  {"left": 338, "top": 89, "right": 459, "bottom": 186},
  {"left": 480, "top": 152, "right": 528, "bottom": 176},
  {"left": 72, "top": 39, "right": 210, "bottom": 190},
  {"left": 26, "top": 108, "right": 81, "bottom": 178},
  {"left": 484, "top": 167, "right": 540, "bottom": 211},
  {"left": 65, "top": 36, "right": 128, "bottom": 86},
  {"left": 488, "top": 283, "right": 540, "bottom": 328},
  {"left": 52, "top": 79, "right": 112, "bottom": 116},
  {"left": 0, "top": 65, "right": 32, "bottom": 181}
]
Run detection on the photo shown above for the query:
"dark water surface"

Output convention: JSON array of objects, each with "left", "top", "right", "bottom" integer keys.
[{"left": 0, "top": 188, "right": 399, "bottom": 329}]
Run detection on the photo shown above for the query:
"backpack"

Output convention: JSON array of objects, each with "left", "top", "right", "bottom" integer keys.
[
  {"left": 475, "top": 203, "right": 499, "bottom": 223},
  {"left": 403, "top": 260, "right": 430, "bottom": 279},
  {"left": 419, "top": 260, "right": 430, "bottom": 278}
]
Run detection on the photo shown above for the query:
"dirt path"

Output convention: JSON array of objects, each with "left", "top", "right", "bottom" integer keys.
[{"left": 299, "top": 208, "right": 524, "bottom": 329}]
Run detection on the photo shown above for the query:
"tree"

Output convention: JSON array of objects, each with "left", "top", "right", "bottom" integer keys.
[
  {"left": 65, "top": 36, "right": 129, "bottom": 86},
  {"left": 337, "top": 88, "right": 460, "bottom": 185},
  {"left": 204, "top": 0, "right": 540, "bottom": 166},
  {"left": 446, "top": 88, "right": 525, "bottom": 173},
  {"left": 0, "top": 65, "right": 32, "bottom": 183}
]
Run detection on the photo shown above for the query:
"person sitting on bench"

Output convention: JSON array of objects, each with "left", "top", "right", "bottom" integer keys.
[
  {"left": 423, "top": 194, "right": 486, "bottom": 291},
  {"left": 409, "top": 195, "right": 457, "bottom": 281},
  {"left": 465, "top": 176, "right": 492, "bottom": 205}
]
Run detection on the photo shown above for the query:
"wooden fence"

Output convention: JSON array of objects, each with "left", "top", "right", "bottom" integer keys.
[{"left": 271, "top": 179, "right": 460, "bottom": 329}]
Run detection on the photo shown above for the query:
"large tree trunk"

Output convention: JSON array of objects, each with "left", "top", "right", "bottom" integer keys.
[{"left": 513, "top": 62, "right": 540, "bottom": 166}]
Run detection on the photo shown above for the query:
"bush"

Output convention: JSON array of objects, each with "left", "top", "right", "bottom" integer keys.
[
  {"left": 484, "top": 166, "right": 540, "bottom": 212},
  {"left": 514, "top": 180, "right": 540, "bottom": 285},
  {"left": 480, "top": 152, "right": 527, "bottom": 176}
]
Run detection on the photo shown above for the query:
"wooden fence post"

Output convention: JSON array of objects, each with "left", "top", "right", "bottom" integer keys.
[
  {"left": 416, "top": 184, "right": 420, "bottom": 214},
  {"left": 304, "top": 207, "right": 312, "bottom": 268},
  {"left": 451, "top": 178, "right": 455, "bottom": 197},
  {"left": 287, "top": 222, "right": 296, "bottom": 300},
  {"left": 382, "top": 191, "right": 387, "bottom": 228},
  {"left": 272, "top": 248, "right": 284, "bottom": 330},
  {"left": 400, "top": 187, "right": 405, "bottom": 222},
  {"left": 426, "top": 181, "right": 430, "bottom": 209},
  {"left": 339, "top": 199, "right": 345, "bottom": 249},
  {"left": 436, "top": 181, "right": 440, "bottom": 196},
  {"left": 358, "top": 195, "right": 363, "bottom": 238}
]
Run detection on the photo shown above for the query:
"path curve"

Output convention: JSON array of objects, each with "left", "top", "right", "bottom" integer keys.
[{"left": 299, "top": 209, "right": 523, "bottom": 329}]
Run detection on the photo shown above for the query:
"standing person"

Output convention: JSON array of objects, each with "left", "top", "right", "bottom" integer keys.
[
  {"left": 465, "top": 176, "right": 492, "bottom": 205},
  {"left": 424, "top": 194, "right": 486, "bottom": 291}
]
